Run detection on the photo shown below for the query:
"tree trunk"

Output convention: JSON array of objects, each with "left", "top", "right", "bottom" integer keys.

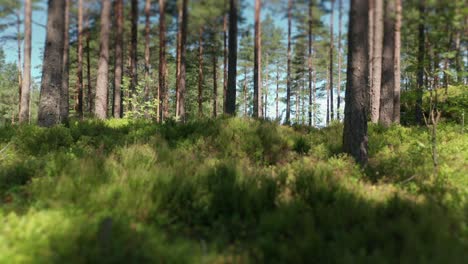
[
  {"left": 379, "top": 0, "right": 395, "bottom": 127},
  {"left": 308, "top": 0, "right": 313, "bottom": 126},
  {"left": 158, "top": 0, "right": 167, "bottom": 121},
  {"left": 175, "top": 2, "right": 182, "bottom": 116},
  {"left": 113, "top": 0, "right": 124, "bottom": 118},
  {"left": 313, "top": 68, "right": 317, "bottom": 126},
  {"left": 94, "top": 0, "right": 111, "bottom": 119},
  {"left": 38, "top": 0, "right": 65, "bottom": 127},
  {"left": 276, "top": 65, "right": 279, "bottom": 120},
  {"left": 225, "top": 0, "right": 238, "bottom": 115},
  {"left": 286, "top": 0, "right": 292, "bottom": 123},
  {"left": 370, "top": 0, "right": 383, "bottom": 123},
  {"left": 213, "top": 45, "right": 218, "bottom": 117},
  {"left": 368, "top": 0, "right": 374, "bottom": 112},
  {"left": 337, "top": 0, "right": 342, "bottom": 120},
  {"left": 60, "top": 0, "right": 70, "bottom": 123},
  {"left": 76, "top": 0, "right": 84, "bottom": 118},
  {"left": 223, "top": 10, "right": 228, "bottom": 113},
  {"left": 393, "top": 0, "right": 401, "bottom": 123},
  {"left": 415, "top": 0, "right": 425, "bottom": 125},
  {"left": 253, "top": 0, "right": 263, "bottom": 118},
  {"left": 86, "top": 14, "right": 93, "bottom": 113},
  {"left": 130, "top": 0, "right": 138, "bottom": 105},
  {"left": 16, "top": 11, "right": 22, "bottom": 123},
  {"left": 243, "top": 66, "right": 247, "bottom": 117},
  {"left": 326, "top": 64, "right": 330, "bottom": 125},
  {"left": 329, "top": 0, "right": 335, "bottom": 122},
  {"left": 343, "top": 0, "right": 369, "bottom": 165},
  {"left": 198, "top": 27, "right": 204, "bottom": 117},
  {"left": 19, "top": 0, "right": 32, "bottom": 123},
  {"left": 144, "top": 0, "right": 151, "bottom": 114},
  {"left": 177, "top": 0, "right": 188, "bottom": 121},
  {"left": 264, "top": 54, "right": 269, "bottom": 118}
]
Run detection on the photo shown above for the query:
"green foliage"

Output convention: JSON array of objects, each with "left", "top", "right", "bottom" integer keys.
[{"left": 0, "top": 118, "right": 467, "bottom": 262}]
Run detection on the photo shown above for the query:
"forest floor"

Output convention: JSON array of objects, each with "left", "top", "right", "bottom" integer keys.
[{"left": 0, "top": 117, "right": 467, "bottom": 263}]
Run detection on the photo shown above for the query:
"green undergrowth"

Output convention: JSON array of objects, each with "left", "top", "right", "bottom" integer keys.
[{"left": 0, "top": 117, "right": 467, "bottom": 263}]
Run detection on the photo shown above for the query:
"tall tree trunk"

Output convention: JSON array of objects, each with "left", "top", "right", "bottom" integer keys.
[
  {"left": 86, "top": 14, "right": 93, "bottom": 113},
  {"left": 16, "top": 11, "right": 22, "bottom": 123},
  {"left": 76, "top": 0, "right": 84, "bottom": 118},
  {"left": 276, "top": 65, "right": 279, "bottom": 120},
  {"left": 60, "top": 0, "right": 70, "bottom": 123},
  {"left": 243, "top": 66, "right": 247, "bottom": 117},
  {"left": 393, "top": 0, "right": 401, "bottom": 123},
  {"left": 326, "top": 64, "right": 330, "bottom": 125},
  {"left": 94, "top": 0, "right": 111, "bottom": 119},
  {"left": 313, "top": 68, "right": 317, "bottom": 126},
  {"left": 158, "top": 0, "right": 167, "bottom": 121},
  {"left": 144, "top": 0, "right": 151, "bottom": 113},
  {"left": 370, "top": 0, "right": 383, "bottom": 123},
  {"left": 113, "top": 0, "right": 124, "bottom": 118},
  {"left": 379, "top": 0, "right": 395, "bottom": 127},
  {"left": 130, "top": 0, "right": 138, "bottom": 106},
  {"left": 198, "top": 27, "right": 204, "bottom": 117},
  {"left": 177, "top": 0, "right": 188, "bottom": 121},
  {"left": 19, "top": 0, "right": 32, "bottom": 123},
  {"left": 225, "top": 0, "right": 238, "bottom": 115},
  {"left": 264, "top": 54, "right": 268, "bottom": 118},
  {"left": 213, "top": 45, "right": 218, "bottom": 117},
  {"left": 253, "top": 0, "right": 263, "bottom": 118},
  {"left": 343, "top": 0, "right": 369, "bottom": 165},
  {"left": 308, "top": 0, "right": 313, "bottom": 126},
  {"left": 223, "top": 9, "right": 228, "bottom": 113},
  {"left": 286, "top": 0, "right": 292, "bottom": 123},
  {"left": 337, "top": 0, "right": 342, "bottom": 120},
  {"left": 38, "top": 0, "right": 65, "bottom": 127},
  {"left": 415, "top": 0, "right": 425, "bottom": 125},
  {"left": 175, "top": 2, "right": 182, "bottom": 116},
  {"left": 368, "top": 0, "right": 374, "bottom": 113},
  {"left": 329, "top": 0, "right": 335, "bottom": 122}
]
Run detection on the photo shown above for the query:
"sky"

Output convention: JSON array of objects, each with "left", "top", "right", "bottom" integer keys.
[{"left": 0, "top": 0, "right": 349, "bottom": 125}]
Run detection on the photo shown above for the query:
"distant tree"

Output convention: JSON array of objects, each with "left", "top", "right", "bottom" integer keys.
[
  {"left": 94, "top": 0, "right": 111, "bottom": 119},
  {"left": 113, "top": 0, "right": 123, "bottom": 118},
  {"left": 328, "top": 0, "right": 335, "bottom": 124},
  {"left": 129, "top": 0, "right": 138, "bottom": 107},
  {"left": 253, "top": 0, "right": 262, "bottom": 118},
  {"left": 76, "top": 0, "right": 84, "bottom": 118},
  {"left": 38, "top": 0, "right": 65, "bottom": 127},
  {"left": 158, "top": 0, "right": 167, "bottom": 121},
  {"left": 285, "top": 0, "right": 292, "bottom": 123},
  {"left": 343, "top": 0, "right": 369, "bottom": 165}
]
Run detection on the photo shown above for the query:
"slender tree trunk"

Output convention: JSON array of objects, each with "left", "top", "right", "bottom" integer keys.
[
  {"left": 159, "top": 0, "right": 167, "bottom": 121},
  {"left": 329, "top": 0, "right": 335, "bottom": 122},
  {"left": 295, "top": 87, "right": 299, "bottom": 124},
  {"left": 379, "top": 0, "right": 395, "bottom": 127},
  {"left": 326, "top": 64, "right": 330, "bottom": 125},
  {"left": 223, "top": 10, "right": 228, "bottom": 113},
  {"left": 343, "top": 0, "right": 369, "bottom": 165},
  {"left": 370, "top": 0, "right": 383, "bottom": 123},
  {"left": 94, "top": 0, "right": 111, "bottom": 119},
  {"left": 264, "top": 54, "right": 268, "bottom": 118},
  {"left": 86, "top": 15, "right": 93, "bottom": 113},
  {"left": 19, "top": 0, "right": 32, "bottom": 123},
  {"left": 253, "top": 0, "right": 263, "bottom": 118},
  {"left": 113, "top": 0, "right": 124, "bottom": 118},
  {"left": 198, "top": 27, "right": 204, "bottom": 117},
  {"left": 76, "top": 0, "right": 84, "bottom": 118},
  {"left": 144, "top": 0, "right": 151, "bottom": 113},
  {"left": 177, "top": 0, "right": 188, "bottom": 121},
  {"left": 368, "top": 0, "right": 374, "bottom": 112},
  {"left": 393, "top": 0, "right": 401, "bottom": 123},
  {"left": 60, "top": 0, "right": 70, "bottom": 123},
  {"left": 38, "top": 0, "right": 65, "bottom": 127},
  {"left": 308, "top": 0, "right": 313, "bottom": 126},
  {"left": 415, "top": 0, "right": 425, "bottom": 125},
  {"left": 337, "top": 0, "right": 342, "bottom": 120},
  {"left": 213, "top": 44, "right": 218, "bottom": 117},
  {"left": 243, "top": 66, "right": 247, "bottom": 117},
  {"left": 286, "top": 0, "right": 292, "bottom": 123},
  {"left": 313, "top": 68, "right": 317, "bottom": 126},
  {"left": 175, "top": 2, "right": 182, "bottom": 116},
  {"left": 16, "top": 11, "right": 22, "bottom": 123},
  {"left": 276, "top": 65, "right": 279, "bottom": 120},
  {"left": 130, "top": 0, "right": 138, "bottom": 105},
  {"left": 226, "top": 0, "right": 238, "bottom": 115}
]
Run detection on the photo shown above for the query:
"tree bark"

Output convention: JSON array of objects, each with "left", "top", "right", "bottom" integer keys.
[
  {"left": 76, "top": 0, "right": 84, "bottom": 118},
  {"left": 368, "top": 0, "right": 374, "bottom": 112},
  {"left": 19, "top": 0, "right": 32, "bottom": 123},
  {"left": 223, "top": 9, "right": 228, "bottom": 113},
  {"left": 308, "top": 0, "right": 313, "bottom": 126},
  {"left": 175, "top": 2, "right": 182, "bottom": 116},
  {"left": 329, "top": 0, "right": 335, "bottom": 122},
  {"left": 16, "top": 11, "right": 22, "bottom": 123},
  {"left": 213, "top": 44, "right": 218, "bottom": 117},
  {"left": 94, "top": 0, "right": 111, "bottom": 119},
  {"left": 393, "top": 0, "right": 401, "bottom": 123},
  {"left": 144, "top": 0, "right": 151, "bottom": 113},
  {"left": 198, "top": 27, "right": 204, "bottom": 117},
  {"left": 253, "top": 0, "right": 263, "bottom": 118},
  {"left": 379, "top": 0, "right": 395, "bottom": 127},
  {"left": 286, "top": 0, "right": 292, "bottom": 123},
  {"left": 337, "top": 0, "right": 343, "bottom": 120},
  {"left": 86, "top": 14, "right": 93, "bottom": 113},
  {"left": 130, "top": 0, "right": 138, "bottom": 105},
  {"left": 415, "top": 0, "right": 425, "bottom": 125},
  {"left": 276, "top": 65, "right": 279, "bottom": 120},
  {"left": 113, "top": 0, "right": 124, "bottom": 118},
  {"left": 264, "top": 54, "right": 268, "bottom": 118},
  {"left": 60, "top": 0, "right": 70, "bottom": 123},
  {"left": 158, "top": 0, "right": 167, "bottom": 121},
  {"left": 225, "top": 0, "right": 238, "bottom": 115},
  {"left": 177, "top": 0, "right": 188, "bottom": 121},
  {"left": 370, "top": 0, "right": 383, "bottom": 123},
  {"left": 343, "top": 0, "right": 369, "bottom": 165},
  {"left": 38, "top": 0, "right": 65, "bottom": 127}
]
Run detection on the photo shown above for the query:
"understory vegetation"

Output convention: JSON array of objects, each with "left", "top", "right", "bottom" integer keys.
[{"left": 1, "top": 116, "right": 467, "bottom": 263}]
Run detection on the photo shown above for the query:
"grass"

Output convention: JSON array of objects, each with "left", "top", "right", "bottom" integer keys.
[{"left": 0, "top": 117, "right": 467, "bottom": 263}]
